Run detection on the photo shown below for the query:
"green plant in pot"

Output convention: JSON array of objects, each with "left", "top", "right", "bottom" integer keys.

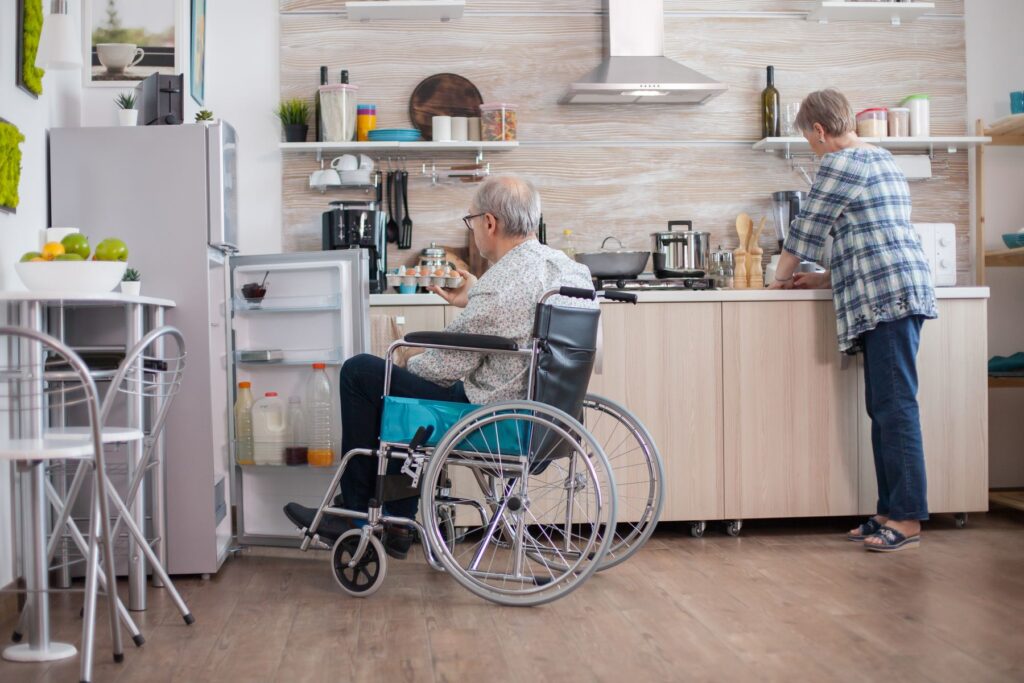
[
  {"left": 276, "top": 98, "right": 310, "bottom": 143},
  {"left": 195, "top": 109, "right": 215, "bottom": 123},
  {"left": 115, "top": 92, "right": 138, "bottom": 127},
  {"left": 121, "top": 267, "right": 141, "bottom": 296}
]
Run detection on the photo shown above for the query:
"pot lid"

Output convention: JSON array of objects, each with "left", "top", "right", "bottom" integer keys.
[
  {"left": 421, "top": 241, "right": 446, "bottom": 258},
  {"left": 578, "top": 236, "right": 649, "bottom": 254}
]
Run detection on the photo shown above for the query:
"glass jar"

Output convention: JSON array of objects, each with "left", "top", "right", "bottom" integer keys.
[
  {"left": 319, "top": 83, "right": 359, "bottom": 142},
  {"left": 479, "top": 102, "right": 519, "bottom": 141},
  {"left": 900, "top": 94, "right": 930, "bottom": 137},
  {"left": 887, "top": 107, "right": 910, "bottom": 137},
  {"left": 856, "top": 108, "right": 888, "bottom": 138},
  {"left": 710, "top": 247, "right": 734, "bottom": 289}
]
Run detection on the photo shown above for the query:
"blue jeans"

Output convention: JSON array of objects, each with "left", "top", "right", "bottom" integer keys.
[
  {"left": 861, "top": 316, "right": 929, "bottom": 522},
  {"left": 338, "top": 354, "right": 468, "bottom": 519}
]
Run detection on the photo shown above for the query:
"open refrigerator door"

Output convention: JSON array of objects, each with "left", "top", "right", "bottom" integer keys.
[{"left": 228, "top": 250, "right": 370, "bottom": 545}]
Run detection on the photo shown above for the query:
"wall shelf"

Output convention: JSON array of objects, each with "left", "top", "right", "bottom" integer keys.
[
  {"left": 346, "top": 0, "right": 464, "bottom": 22},
  {"left": 753, "top": 136, "right": 990, "bottom": 159},
  {"left": 984, "top": 247, "right": 1024, "bottom": 268},
  {"left": 984, "top": 114, "right": 1024, "bottom": 146},
  {"left": 807, "top": 1, "right": 935, "bottom": 26},
  {"left": 280, "top": 140, "right": 517, "bottom": 163}
]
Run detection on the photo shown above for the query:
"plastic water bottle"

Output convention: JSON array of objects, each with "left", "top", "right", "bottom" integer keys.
[
  {"left": 252, "top": 392, "right": 287, "bottom": 465},
  {"left": 233, "top": 382, "right": 255, "bottom": 465},
  {"left": 285, "top": 396, "right": 308, "bottom": 466},
  {"left": 305, "top": 363, "right": 335, "bottom": 467}
]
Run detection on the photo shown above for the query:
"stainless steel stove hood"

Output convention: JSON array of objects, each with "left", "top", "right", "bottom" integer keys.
[{"left": 564, "top": 0, "right": 727, "bottom": 105}]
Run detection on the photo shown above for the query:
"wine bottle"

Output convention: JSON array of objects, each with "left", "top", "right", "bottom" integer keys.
[
  {"left": 761, "top": 65, "right": 780, "bottom": 139},
  {"left": 340, "top": 70, "right": 349, "bottom": 85},
  {"left": 315, "top": 66, "right": 327, "bottom": 142}
]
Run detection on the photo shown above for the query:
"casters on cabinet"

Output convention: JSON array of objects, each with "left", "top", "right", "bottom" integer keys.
[
  {"left": 726, "top": 520, "right": 743, "bottom": 537},
  {"left": 955, "top": 513, "right": 968, "bottom": 529},
  {"left": 689, "top": 521, "right": 706, "bottom": 538}
]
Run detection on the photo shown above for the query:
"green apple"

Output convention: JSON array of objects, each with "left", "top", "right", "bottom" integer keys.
[
  {"left": 94, "top": 238, "right": 129, "bottom": 262},
  {"left": 55, "top": 253, "right": 84, "bottom": 261},
  {"left": 60, "top": 233, "right": 91, "bottom": 259},
  {"left": 20, "top": 251, "right": 42, "bottom": 262}
]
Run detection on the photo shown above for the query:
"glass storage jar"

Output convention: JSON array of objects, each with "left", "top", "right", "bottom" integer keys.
[
  {"left": 479, "top": 103, "right": 519, "bottom": 141},
  {"left": 856, "top": 108, "right": 888, "bottom": 138}
]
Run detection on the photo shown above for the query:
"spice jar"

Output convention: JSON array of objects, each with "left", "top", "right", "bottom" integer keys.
[
  {"left": 356, "top": 104, "right": 376, "bottom": 142},
  {"left": 888, "top": 107, "right": 910, "bottom": 137},
  {"left": 856, "top": 108, "right": 888, "bottom": 138},
  {"left": 479, "top": 103, "right": 518, "bottom": 141}
]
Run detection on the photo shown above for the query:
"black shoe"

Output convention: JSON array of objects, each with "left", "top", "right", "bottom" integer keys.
[
  {"left": 383, "top": 526, "right": 415, "bottom": 560},
  {"left": 283, "top": 503, "right": 353, "bottom": 542}
]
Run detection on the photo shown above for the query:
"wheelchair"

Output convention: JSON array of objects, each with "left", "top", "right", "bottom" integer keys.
[{"left": 296, "top": 286, "right": 664, "bottom": 606}]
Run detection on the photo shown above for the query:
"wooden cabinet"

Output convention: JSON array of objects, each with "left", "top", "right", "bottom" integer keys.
[
  {"left": 589, "top": 303, "right": 724, "bottom": 521},
  {"left": 722, "top": 301, "right": 860, "bottom": 519},
  {"left": 858, "top": 301, "right": 990, "bottom": 515},
  {"left": 369, "top": 305, "right": 446, "bottom": 358}
]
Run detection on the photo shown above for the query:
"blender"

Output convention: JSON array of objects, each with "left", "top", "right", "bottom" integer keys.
[{"left": 768, "top": 190, "right": 827, "bottom": 279}]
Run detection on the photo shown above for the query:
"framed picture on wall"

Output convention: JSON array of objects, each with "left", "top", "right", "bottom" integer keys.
[
  {"left": 83, "top": 0, "right": 179, "bottom": 87},
  {"left": 190, "top": 0, "right": 206, "bottom": 105},
  {"left": 16, "top": 0, "right": 45, "bottom": 98}
]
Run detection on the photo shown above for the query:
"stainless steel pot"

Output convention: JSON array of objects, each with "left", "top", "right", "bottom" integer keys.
[
  {"left": 574, "top": 236, "right": 650, "bottom": 279},
  {"left": 651, "top": 221, "right": 711, "bottom": 277}
]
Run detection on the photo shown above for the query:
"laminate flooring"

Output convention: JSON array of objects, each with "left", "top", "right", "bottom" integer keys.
[{"left": 2, "top": 512, "right": 1023, "bottom": 683}]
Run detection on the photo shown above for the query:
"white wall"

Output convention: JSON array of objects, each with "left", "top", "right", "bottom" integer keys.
[{"left": 965, "top": 0, "right": 1024, "bottom": 488}]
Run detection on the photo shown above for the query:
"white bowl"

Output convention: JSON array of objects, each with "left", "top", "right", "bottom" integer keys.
[{"left": 15, "top": 261, "right": 127, "bottom": 294}]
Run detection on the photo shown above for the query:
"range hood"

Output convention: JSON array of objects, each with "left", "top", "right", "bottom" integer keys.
[{"left": 564, "top": 0, "right": 727, "bottom": 105}]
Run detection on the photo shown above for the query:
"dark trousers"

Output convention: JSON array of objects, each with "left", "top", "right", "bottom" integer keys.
[
  {"left": 861, "top": 316, "right": 929, "bottom": 522},
  {"left": 338, "top": 353, "right": 468, "bottom": 519}
]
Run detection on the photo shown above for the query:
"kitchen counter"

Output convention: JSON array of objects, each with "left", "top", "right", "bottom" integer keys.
[{"left": 370, "top": 287, "right": 989, "bottom": 307}]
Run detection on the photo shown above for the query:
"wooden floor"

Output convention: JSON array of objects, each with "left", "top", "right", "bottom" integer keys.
[{"left": 2, "top": 512, "right": 1024, "bottom": 683}]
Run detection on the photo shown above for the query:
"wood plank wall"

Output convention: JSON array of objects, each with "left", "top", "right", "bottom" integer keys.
[{"left": 280, "top": 0, "right": 970, "bottom": 282}]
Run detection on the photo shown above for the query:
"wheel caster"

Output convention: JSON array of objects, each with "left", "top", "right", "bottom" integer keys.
[
  {"left": 689, "top": 521, "right": 706, "bottom": 538},
  {"left": 331, "top": 529, "right": 387, "bottom": 598},
  {"left": 726, "top": 520, "right": 743, "bottom": 537},
  {"left": 955, "top": 513, "right": 968, "bottom": 529}
]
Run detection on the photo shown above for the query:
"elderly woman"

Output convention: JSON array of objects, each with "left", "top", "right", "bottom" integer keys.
[{"left": 768, "top": 89, "right": 937, "bottom": 553}]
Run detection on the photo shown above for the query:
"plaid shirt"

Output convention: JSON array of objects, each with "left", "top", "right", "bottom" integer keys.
[{"left": 784, "top": 147, "right": 937, "bottom": 352}]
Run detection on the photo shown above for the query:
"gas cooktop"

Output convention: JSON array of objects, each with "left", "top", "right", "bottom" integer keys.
[{"left": 595, "top": 276, "right": 716, "bottom": 291}]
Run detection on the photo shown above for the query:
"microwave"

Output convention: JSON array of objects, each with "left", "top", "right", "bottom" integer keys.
[{"left": 912, "top": 223, "right": 956, "bottom": 287}]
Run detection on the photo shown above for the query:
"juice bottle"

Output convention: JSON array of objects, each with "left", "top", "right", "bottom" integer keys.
[
  {"left": 233, "top": 381, "right": 255, "bottom": 465},
  {"left": 285, "top": 396, "right": 308, "bottom": 466},
  {"left": 305, "top": 363, "right": 335, "bottom": 467},
  {"left": 252, "top": 392, "right": 287, "bottom": 465}
]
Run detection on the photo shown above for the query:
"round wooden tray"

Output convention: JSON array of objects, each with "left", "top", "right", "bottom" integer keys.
[{"left": 408, "top": 73, "right": 483, "bottom": 141}]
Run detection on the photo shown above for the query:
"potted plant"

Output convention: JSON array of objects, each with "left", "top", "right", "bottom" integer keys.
[
  {"left": 195, "top": 109, "right": 215, "bottom": 124},
  {"left": 115, "top": 92, "right": 138, "bottom": 127},
  {"left": 120, "top": 268, "right": 141, "bottom": 296},
  {"left": 276, "top": 98, "right": 310, "bottom": 142}
]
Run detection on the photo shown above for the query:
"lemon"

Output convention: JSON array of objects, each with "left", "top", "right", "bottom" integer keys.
[{"left": 41, "top": 242, "right": 66, "bottom": 261}]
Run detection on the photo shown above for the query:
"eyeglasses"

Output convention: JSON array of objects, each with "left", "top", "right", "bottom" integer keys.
[{"left": 462, "top": 213, "right": 485, "bottom": 231}]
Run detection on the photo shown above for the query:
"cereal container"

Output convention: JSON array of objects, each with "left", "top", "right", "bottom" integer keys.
[
  {"left": 479, "top": 103, "right": 519, "bottom": 141},
  {"left": 856, "top": 108, "right": 888, "bottom": 138}
]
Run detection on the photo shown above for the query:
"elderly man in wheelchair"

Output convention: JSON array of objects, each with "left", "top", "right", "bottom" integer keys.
[{"left": 284, "top": 175, "right": 662, "bottom": 606}]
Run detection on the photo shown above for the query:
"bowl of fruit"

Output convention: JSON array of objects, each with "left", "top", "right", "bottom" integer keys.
[{"left": 15, "top": 235, "right": 129, "bottom": 294}]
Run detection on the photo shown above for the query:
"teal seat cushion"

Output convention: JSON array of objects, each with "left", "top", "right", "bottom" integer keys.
[{"left": 380, "top": 396, "right": 532, "bottom": 457}]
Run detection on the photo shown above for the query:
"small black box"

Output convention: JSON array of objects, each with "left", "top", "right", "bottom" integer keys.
[{"left": 135, "top": 74, "right": 184, "bottom": 125}]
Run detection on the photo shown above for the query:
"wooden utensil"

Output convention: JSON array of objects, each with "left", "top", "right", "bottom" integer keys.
[
  {"left": 734, "top": 214, "right": 751, "bottom": 289},
  {"left": 409, "top": 73, "right": 483, "bottom": 141}
]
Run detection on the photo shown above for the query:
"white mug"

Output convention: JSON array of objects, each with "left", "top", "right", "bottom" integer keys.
[
  {"left": 432, "top": 116, "right": 452, "bottom": 142},
  {"left": 451, "top": 117, "right": 469, "bottom": 142},
  {"left": 330, "top": 154, "right": 359, "bottom": 171},
  {"left": 96, "top": 43, "right": 145, "bottom": 73},
  {"left": 468, "top": 117, "right": 481, "bottom": 141},
  {"left": 358, "top": 154, "right": 375, "bottom": 171},
  {"left": 310, "top": 169, "right": 342, "bottom": 188}
]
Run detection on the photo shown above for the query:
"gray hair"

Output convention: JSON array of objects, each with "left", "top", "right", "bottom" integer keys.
[
  {"left": 795, "top": 88, "right": 855, "bottom": 137},
  {"left": 471, "top": 175, "right": 541, "bottom": 238}
]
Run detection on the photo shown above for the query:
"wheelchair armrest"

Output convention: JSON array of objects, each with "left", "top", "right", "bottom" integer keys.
[{"left": 403, "top": 331, "right": 520, "bottom": 352}]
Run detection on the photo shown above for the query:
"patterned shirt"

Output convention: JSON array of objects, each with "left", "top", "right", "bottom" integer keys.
[
  {"left": 784, "top": 147, "right": 938, "bottom": 353},
  {"left": 407, "top": 239, "right": 596, "bottom": 403}
]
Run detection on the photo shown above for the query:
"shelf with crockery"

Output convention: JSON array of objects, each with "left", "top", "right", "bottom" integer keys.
[
  {"left": 752, "top": 136, "right": 990, "bottom": 158},
  {"left": 279, "top": 141, "right": 518, "bottom": 153}
]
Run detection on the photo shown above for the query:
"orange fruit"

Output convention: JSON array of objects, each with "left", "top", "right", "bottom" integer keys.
[{"left": 41, "top": 242, "right": 65, "bottom": 261}]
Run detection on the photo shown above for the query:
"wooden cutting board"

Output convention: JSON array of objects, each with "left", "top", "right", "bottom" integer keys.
[{"left": 409, "top": 73, "right": 483, "bottom": 140}]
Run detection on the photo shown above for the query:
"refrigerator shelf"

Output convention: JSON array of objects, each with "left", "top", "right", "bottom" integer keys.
[
  {"left": 233, "top": 293, "right": 343, "bottom": 313},
  {"left": 234, "top": 347, "right": 343, "bottom": 366}
]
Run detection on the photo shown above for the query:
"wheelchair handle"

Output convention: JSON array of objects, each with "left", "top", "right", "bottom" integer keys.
[
  {"left": 553, "top": 286, "right": 597, "bottom": 301},
  {"left": 601, "top": 291, "right": 638, "bottom": 304}
]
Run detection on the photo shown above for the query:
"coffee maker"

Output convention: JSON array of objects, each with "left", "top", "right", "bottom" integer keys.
[{"left": 322, "top": 201, "right": 387, "bottom": 293}]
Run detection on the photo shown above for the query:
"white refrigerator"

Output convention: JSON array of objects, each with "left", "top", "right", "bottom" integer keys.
[{"left": 48, "top": 123, "right": 370, "bottom": 572}]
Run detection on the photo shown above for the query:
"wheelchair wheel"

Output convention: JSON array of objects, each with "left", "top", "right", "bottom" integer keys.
[
  {"left": 331, "top": 530, "right": 387, "bottom": 598},
  {"left": 581, "top": 394, "right": 664, "bottom": 571},
  {"left": 419, "top": 401, "right": 617, "bottom": 607}
]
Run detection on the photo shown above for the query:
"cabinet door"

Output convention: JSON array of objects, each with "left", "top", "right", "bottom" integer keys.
[
  {"left": 369, "top": 305, "right": 446, "bottom": 358},
  {"left": 723, "top": 301, "right": 860, "bottom": 519},
  {"left": 589, "top": 303, "right": 724, "bottom": 521},
  {"left": 858, "top": 301, "right": 989, "bottom": 515}
]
